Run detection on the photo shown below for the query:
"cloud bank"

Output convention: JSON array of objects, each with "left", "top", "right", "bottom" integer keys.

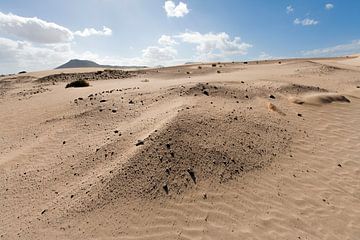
[
  {"left": 177, "top": 31, "right": 252, "bottom": 59},
  {"left": 0, "top": 11, "right": 112, "bottom": 43}
]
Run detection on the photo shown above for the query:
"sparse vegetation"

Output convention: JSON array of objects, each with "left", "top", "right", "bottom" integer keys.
[
  {"left": 212, "top": 63, "right": 217, "bottom": 67},
  {"left": 65, "top": 79, "right": 90, "bottom": 88}
]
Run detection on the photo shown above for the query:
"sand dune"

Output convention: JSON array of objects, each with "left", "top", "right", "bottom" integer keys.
[{"left": 1, "top": 56, "right": 360, "bottom": 239}]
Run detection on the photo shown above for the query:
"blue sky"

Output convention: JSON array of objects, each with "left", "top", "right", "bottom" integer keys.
[{"left": 0, "top": 0, "right": 360, "bottom": 73}]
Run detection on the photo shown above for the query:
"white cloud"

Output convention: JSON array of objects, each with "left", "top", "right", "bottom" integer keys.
[
  {"left": 325, "top": 3, "right": 334, "bottom": 10},
  {"left": 0, "top": 11, "right": 112, "bottom": 44},
  {"left": 158, "top": 35, "right": 177, "bottom": 46},
  {"left": 74, "top": 26, "right": 112, "bottom": 37},
  {"left": 142, "top": 46, "right": 177, "bottom": 62},
  {"left": 286, "top": 5, "right": 294, "bottom": 14},
  {"left": 177, "top": 31, "right": 252, "bottom": 60},
  {"left": 294, "top": 18, "right": 319, "bottom": 26},
  {"left": 258, "top": 52, "right": 273, "bottom": 60},
  {"left": 0, "top": 12, "right": 73, "bottom": 43},
  {"left": 0, "top": 37, "right": 76, "bottom": 72},
  {"left": 164, "top": 1, "right": 189, "bottom": 18},
  {"left": 302, "top": 40, "right": 360, "bottom": 57}
]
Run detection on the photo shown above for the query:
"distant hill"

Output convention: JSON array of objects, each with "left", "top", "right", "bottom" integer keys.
[{"left": 56, "top": 59, "right": 147, "bottom": 69}]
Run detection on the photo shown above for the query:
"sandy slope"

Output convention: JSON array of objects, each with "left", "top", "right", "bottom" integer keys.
[{"left": 0, "top": 57, "right": 360, "bottom": 240}]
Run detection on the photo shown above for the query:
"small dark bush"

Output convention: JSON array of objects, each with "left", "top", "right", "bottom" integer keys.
[
  {"left": 198, "top": 66, "right": 202, "bottom": 69},
  {"left": 212, "top": 63, "right": 217, "bottom": 67},
  {"left": 65, "top": 79, "right": 90, "bottom": 88},
  {"left": 18, "top": 71, "right": 27, "bottom": 74}
]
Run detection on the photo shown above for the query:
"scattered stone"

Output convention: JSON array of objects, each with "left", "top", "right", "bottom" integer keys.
[
  {"left": 63, "top": 141, "right": 66, "bottom": 145},
  {"left": 217, "top": 70, "right": 221, "bottom": 74},
  {"left": 100, "top": 99, "right": 107, "bottom": 103},
  {"left": 297, "top": 113, "right": 303, "bottom": 117},
  {"left": 41, "top": 209, "right": 47, "bottom": 215},
  {"left": 39, "top": 70, "right": 135, "bottom": 84},
  {"left": 187, "top": 168, "right": 196, "bottom": 184},
  {"left": 337, "top": 164, "right": 342, "bottom": 167},
  {"left": 203, "top": 90, "right": 209, "bottom": 96},
  {"left": 135, "top": 140, "right": 144, "bottom": 146},
  {"left": 269, "top": 95, "right": 275, "bottom": 99},
  {"left": 129, "top": 100, "right": 134, "bottom": 104},
  {"left": 163, "top": 184, "right": 169, "bottom": 194},
  {"left": 112, "top": 109, "right": 117, "bottom": 113}
]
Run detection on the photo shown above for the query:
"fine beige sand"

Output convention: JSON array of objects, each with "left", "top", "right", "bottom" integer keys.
[{"left": 1, "top": 56, "right": 360, "bottom": 240}]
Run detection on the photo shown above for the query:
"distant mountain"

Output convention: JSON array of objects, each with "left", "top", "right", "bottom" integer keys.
[
  {"left": 56, "top": 59, "right": 147, "bottom": 69},
  {"left": 56, "top": 59, "right": 100, "bottom": 69}
]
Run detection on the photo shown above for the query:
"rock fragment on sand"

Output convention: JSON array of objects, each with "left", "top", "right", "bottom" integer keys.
[
  {"left": 163, "top": 184, "right": 169, "bottom": 194},
  {"left": 135, "top": 140, "right": 144, "bottom": 146},
  {"left": 187, "top": 168, "right": 196, "bottom": 184}
]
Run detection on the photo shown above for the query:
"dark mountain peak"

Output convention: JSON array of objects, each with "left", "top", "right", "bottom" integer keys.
[
  {"left": 55, "top": 59, "right": 148, "bottom": 70},
  {"left": 56, "top": 59, "right": 101, "bottom": 69}
]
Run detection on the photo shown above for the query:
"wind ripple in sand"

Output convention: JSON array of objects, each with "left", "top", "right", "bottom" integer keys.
[{"left": 290, "top": 93, "right": 351, "bottom": 105}]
